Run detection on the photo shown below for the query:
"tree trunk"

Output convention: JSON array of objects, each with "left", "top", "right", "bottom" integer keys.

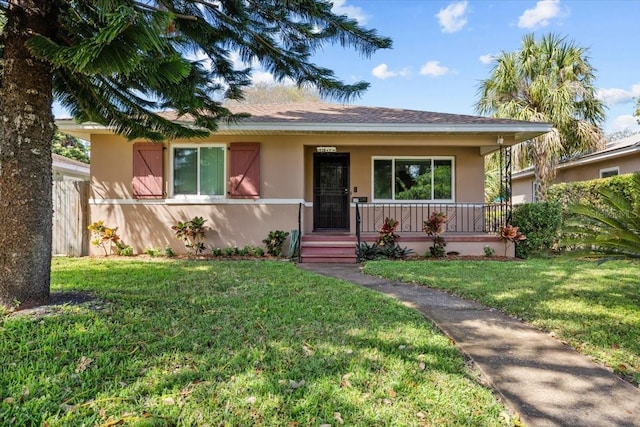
[{"left": 0, "top": 1, "right": 59, "bottom": 308}]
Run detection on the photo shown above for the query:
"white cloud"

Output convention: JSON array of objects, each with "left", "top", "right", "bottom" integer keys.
[
  {"left": 372, "top": 63, "right": 410, "bottom": 80},
  {"left": 597, "top": 84, "right": 640, "bottom": 106},
  {"left": 518, "top": 0, "right": 561, "bottom": 29},
  {"left": 610, "top": 115, "right": 640, "bottom": 132},
  {"left": 479, "top": 53, "right": 496, "bottom": 65},
  {"left": 436, "top": 1, "right": 468, "bottom": 33},
  {"left": 419, "top": 61, "right": 451, "bottom": 77},
  {"left": 331, "top": 0, "right": 368, "bottom": 24}
]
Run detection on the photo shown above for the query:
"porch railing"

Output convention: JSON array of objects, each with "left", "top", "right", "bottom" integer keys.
[{"left": 355, "top": 202, "right": 508, "bottom": 235}]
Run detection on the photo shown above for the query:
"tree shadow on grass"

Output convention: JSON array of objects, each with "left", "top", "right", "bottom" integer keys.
[{"left": 0, "top": 259, "right": 506, "bottom": 426}]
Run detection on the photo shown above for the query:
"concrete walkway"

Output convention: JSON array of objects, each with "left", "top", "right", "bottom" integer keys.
[{"left": 298, "top": 263, "right": 640, "bottom": 427}]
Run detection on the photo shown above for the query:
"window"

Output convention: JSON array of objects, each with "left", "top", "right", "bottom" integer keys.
[
  {"left": 600, "top": 167, "right": 619, "bottom": 179},
  {"left": 532, "top": 181, "right": 540, "bottom": 203},
  {"left": 171, "top": 145, "right": 225, "bottom": 197},
  {"left": 372, "top": 157, "right": 454, "bottom": 201}
]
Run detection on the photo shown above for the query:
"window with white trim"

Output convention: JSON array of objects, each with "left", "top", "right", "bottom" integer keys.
[
  {"left": 171, "top": 144, "right": 226, "bottom": 197},
  {"left": 599, "top": 167, "right": 619, "bottom": 179},
  {"left": 372, "top": 157, "right": 454, "bottom": 201},
  {"left": 532, "top": 181, "right": 540, "bottom": 203}
]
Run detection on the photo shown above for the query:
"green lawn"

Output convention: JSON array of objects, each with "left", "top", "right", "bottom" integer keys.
[
  {"left": 364, "top": 258, "right": 640, "bottom": 386},
  {"left": 0, "top": 258, "right": 510, "bottom": 426}
]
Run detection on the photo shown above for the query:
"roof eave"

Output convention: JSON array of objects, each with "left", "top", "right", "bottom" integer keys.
[{"left": 56, "top": 119, "right": 551, "bottom": 140}]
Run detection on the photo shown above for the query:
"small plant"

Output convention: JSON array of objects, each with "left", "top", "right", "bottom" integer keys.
[
  {"left": 211, "top": 247, "right": 224, "bottom": 257},
  {"left": 171, "top": 216, "right": 207, "bottom": 255},
  {"left": 164, "top": 246, "right": 176, "bottom": 257},
  {"left": 262, "top": 230, "right": 289, "bottom": 257},
  {"left": 483, "top": 245, "right": 495, "bottom": 257},
  {"left": 356, "top": 242, "right": 382, "bottom": 261},
  {"left": 500, "top": 224, "right": 526, "bottom": 257},
  {"left": 377, "top": 217, "right": 399, "bottom": 247},
  {"left": 145, "top": 247, "right": 163, "bottom": 257},
  {"left": 423, "top": 212, "right": 448, "bottom": 258},
  {"left": 379, "top": 243, "right": 415, "bottom": 260},
  {"left": 88, "top": 220, "right": 121, "bottom": 255},
  {"left": 117, "top": 243, "right": 134, "bottom": 256},
  {"left": 245, "top": 245, "right": 264, "bottom": 257}
]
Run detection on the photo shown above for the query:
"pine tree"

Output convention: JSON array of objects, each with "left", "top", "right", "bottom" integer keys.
[{"left": 0, "top": 0, "right": 391, "bottom": 308}]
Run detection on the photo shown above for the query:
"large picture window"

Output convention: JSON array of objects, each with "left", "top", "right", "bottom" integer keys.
[
  {"left": 172, "top": 145, "right": 225, "bottom": 197},
  {"left": 373, "top": 157, "right": 454, "bottom": 201}
]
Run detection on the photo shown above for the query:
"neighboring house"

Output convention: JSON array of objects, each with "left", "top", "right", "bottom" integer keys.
[
  {"left": 53, "top": 153, "right": 90, "bottom": 181},
  {"left": 512, "top": 134, "right": 640, "bottom": 203},
  {"left": 56, "top": 102, "right": 550, "bottom": 260}
]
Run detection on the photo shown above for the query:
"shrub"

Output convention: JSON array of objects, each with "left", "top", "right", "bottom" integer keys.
[
  {"left": 422, "top": 212, "right": 448, "bottom": 258},
  {"left": 223, "top": 247, "right": 236, "bottom": 257},
  {"left": 356, "top": 241, "right": 414, "bottom": 261},
  {"left": 499, "top": 224, "right": 526, "bottom": 257},
  {"left": 483, "top": 246, "right": 495, "bottom": 257},
  {"left": 262, "top": 230, "right": 289, "bottom": 257},
  {"left": 245, "top": 245, "right": 264, "bottom": 257},
  {"left": 547, "top": 174, "right": 636, "bottom": 209},
  {"left": 511, "top": 202, "right": 562, "bottom": 258},
  {"left": 356, "top": 242, "right": 382, "bottom": 261},
  {"left": 117, "top": 243, "right": 134, "bottom": 256},
  {"left": 164, "top": 246, "right": 175, "bottom": 257},
  {"left": 211, "top": 247, "right": 223, "bottom": 257},
  {"left": 563, "top": 172, "right": 640, "bottom": 258},
  {"left": 145, "top": 247, "right": 163, "bottom": 257},
  {"left": 171, "top": 216, "right": 207, "bottom": 255},
  {"left": 379, "top": 244, "right": 415, "bottom": 260},
  {"left": 88, "top": 220, "right": 121, "bottom": 256},
  {"left": 376, "top": 217, "right": 399, "bottom": 247}
]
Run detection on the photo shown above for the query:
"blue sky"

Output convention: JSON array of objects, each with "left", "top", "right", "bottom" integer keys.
[
  {"left": 311, "top": 0, "right": 640, "bottom": 135},
  {"left": 54, "top": 0, "right": 640, "bottom": 135}
]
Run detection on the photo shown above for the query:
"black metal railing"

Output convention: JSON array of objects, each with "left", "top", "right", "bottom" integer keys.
[
  {"left": 355, "top": 202, "right": 362, "bottom": 262},
  {"left": 356, "top": 202, "right": 507, "bottom": 234}
]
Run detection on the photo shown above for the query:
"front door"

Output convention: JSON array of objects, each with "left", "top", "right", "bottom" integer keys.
[{"left": 313, "top": 152, "right": 350, "bottom": 231}]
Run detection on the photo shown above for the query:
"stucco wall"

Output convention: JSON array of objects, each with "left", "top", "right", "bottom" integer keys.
[
  {"left": 512, "top": 153, "right": 640, "bottom": 204},
  {"left": 89, "top": 133, "right": 490, "bottom": 254}
]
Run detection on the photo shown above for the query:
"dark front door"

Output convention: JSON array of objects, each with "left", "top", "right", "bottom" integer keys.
[{"left": 313, "top": 152, "right": 350, "bottom": 231}]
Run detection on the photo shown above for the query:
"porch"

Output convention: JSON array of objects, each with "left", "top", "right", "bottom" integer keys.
[{"left": 298, "top": 202, "right": 510, "bottom": 263}]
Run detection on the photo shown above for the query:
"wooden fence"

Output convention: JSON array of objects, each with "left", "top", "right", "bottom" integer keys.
[{"left": 52, "top": 181, "right": 89, "bottom": 256}]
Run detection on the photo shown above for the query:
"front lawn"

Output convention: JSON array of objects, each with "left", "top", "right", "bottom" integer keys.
[
  {"left": 364, "top": 258, "right": 640, "bottom": 386},
  {"left": 0, "top": 258, "right": 510, "bottom": 426}
]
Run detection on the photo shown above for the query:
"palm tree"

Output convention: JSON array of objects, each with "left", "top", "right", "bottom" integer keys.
[
  {"left": 564, "top": 173, "right": 640, "bottom": 258},
  {"left": 0, "top": 1, "right": 391, "bottom": 308},
  {"left": 476, "top": 33, "right": 606, "bottom": 201}
]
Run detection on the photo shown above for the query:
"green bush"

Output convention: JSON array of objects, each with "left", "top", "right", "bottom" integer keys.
[
  {"left": 262, "top": 230, "right": 289, "bottom": 257},
  {"left": 512, "top": 202, "right": 562, "bottom": 258},
  {"left": 547, "top": 174, "right": 636, "bottom": 209}
]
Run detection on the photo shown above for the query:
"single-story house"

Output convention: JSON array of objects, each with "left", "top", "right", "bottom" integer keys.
[
  {"left": 53, "top": 153, "right": 90, "bottom": 181},
  {"left": 512, "top": 133, "right": 640, "bottom": 203},
  {"left": 56, "top": 102, "right": 551, "bottom": 261}
]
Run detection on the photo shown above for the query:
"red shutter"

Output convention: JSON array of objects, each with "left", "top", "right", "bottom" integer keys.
[
  {"left": 229, "top": 143, "right": 260, "bottom": 198},
  {"left": 133, "top": 142, "right": 164, "bottom": 199}
]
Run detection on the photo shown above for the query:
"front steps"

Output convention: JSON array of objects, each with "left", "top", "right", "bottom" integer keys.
[{"left": 299, "top": 234, "right": 359, "bottom": 263}]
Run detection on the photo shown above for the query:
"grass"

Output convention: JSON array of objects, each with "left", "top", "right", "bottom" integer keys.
[
  {"left": 0, "top": 258, "right": 511, "bottom": 426},
  {"left": 363, "top": 258, "right": 640, "bottom": 386}
]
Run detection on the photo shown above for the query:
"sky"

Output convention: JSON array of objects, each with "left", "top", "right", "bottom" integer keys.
[
  {"left": 54, "top": 0, "right": 640, "bottom": 136},
  {"left": 307, "top": 0, "right": 640, "bottom": 135}
]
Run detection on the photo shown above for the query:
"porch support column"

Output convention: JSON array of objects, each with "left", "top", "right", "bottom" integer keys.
[{"left": 499, "top": 146, "right": 513, "bottom": 225}]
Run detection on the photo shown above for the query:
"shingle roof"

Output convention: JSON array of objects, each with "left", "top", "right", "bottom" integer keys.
[
  {"left": 169, "top": 102, "right": 544, "bottom": 126},
  {"left": 58, "top": 102, "right": 552, "bottom": 144}
]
